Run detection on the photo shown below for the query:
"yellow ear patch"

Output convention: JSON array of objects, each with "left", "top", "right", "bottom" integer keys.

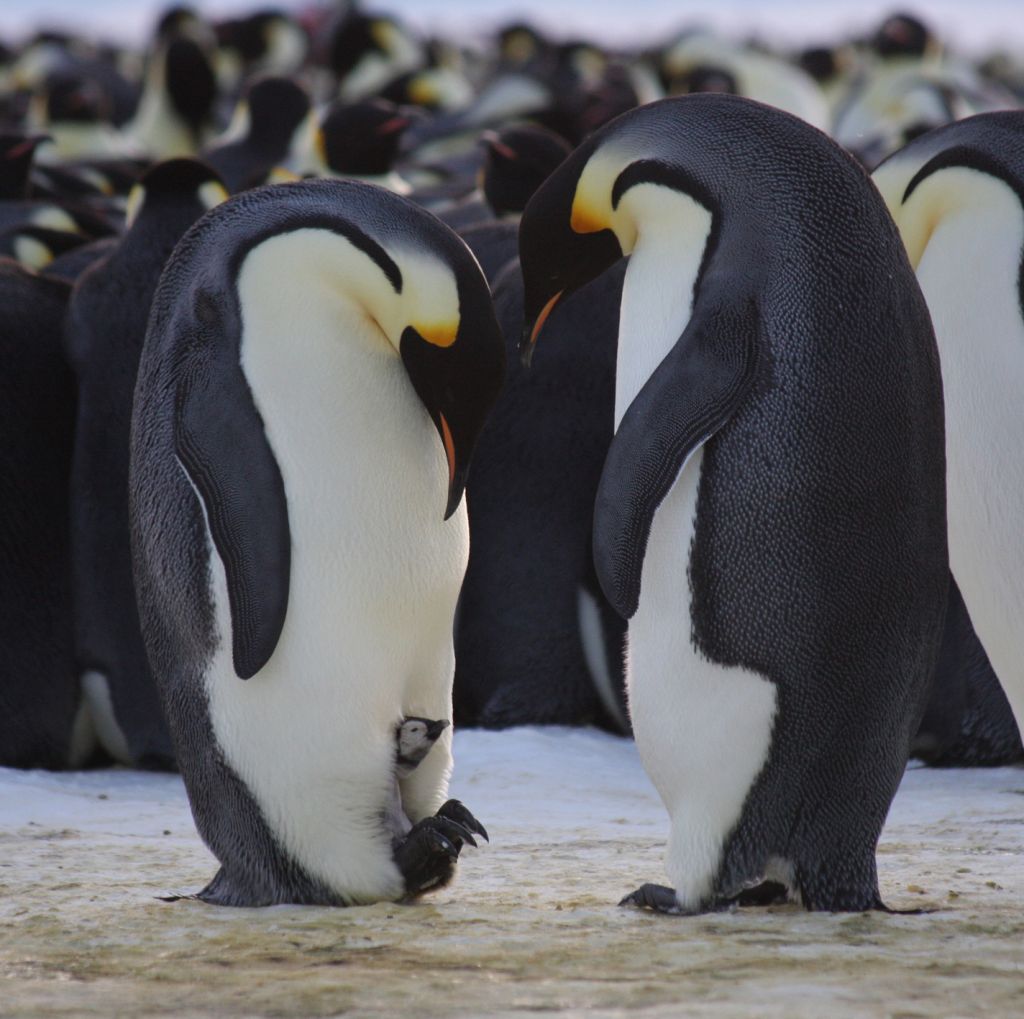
[
  {"left": 408, "top": 75, "right": 438, "bottom": 106},
  {"left": 415, "top": 320, "right": 459, "bottom": 348},
  {"left": 267, "top": 166, "right": 301, "bottom": 184},
  {"left": 570, "top": 198, "right": 607, "bottom": 234},
  {"left": 199, "top": 180, "right": 229, "bottom": 210},
  {"left": 125, "top": 184, "right": 146, "bottom": 228}
]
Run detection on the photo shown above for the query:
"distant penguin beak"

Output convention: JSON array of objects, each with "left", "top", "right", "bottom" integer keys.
[
  {"left": 521, "top": 289, "right": 563, "bottom": 368},
  {"left": 377, "top": 115, "right": 411, "bottom": 136},
  {"left": 480, "top": 131, "right": 518, "bottom": 161}
]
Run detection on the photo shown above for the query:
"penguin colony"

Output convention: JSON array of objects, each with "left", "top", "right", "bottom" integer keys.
[{"left": 0, "top": 5, "right": 1022, "bottom": 911}]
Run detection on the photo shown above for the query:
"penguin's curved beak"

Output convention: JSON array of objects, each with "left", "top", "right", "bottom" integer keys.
[
  {"left": 399, "top": 319, "right": 505, "bottom": 520},
  {"left": 520, "top": 289, "right": 563, "bottom": 367}
]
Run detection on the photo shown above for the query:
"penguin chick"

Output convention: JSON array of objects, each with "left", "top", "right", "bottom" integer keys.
[{"left": 395, "top": 716, "right": 449, "bottom": 778}]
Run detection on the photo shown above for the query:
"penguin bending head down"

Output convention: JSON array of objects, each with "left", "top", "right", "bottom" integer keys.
[
  {"left": 519, "top": 94, "right": 948, "bottom": 914},
  {"left": 130, "top": 178, "right": 503, "bottom": 906}
]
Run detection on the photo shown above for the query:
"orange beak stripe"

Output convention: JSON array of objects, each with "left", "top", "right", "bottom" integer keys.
[
  {"left": 570, "top": 203, "right": 606, "bottom": 234},
  {"left": 530, "top": 289, "right": 563, "bottom": 348},
  {"left": 439, "top": 412, "right": 456, "bottom": 487}
]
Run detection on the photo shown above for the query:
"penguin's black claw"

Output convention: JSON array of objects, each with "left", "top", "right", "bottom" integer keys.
[
  {"left": 437, "top": 799, "right": 489, "bottom": 842},
  {"left": 619, "top": 883, "right": 685, "bottom": 915},
  {"left": 394, "top": 816, "right": 462, "bottom": 898},
  {"left": 429, "top": 814, "right": 479, "bottom": 849}
]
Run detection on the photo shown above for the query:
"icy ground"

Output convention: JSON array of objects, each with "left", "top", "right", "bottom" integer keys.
[{"left": 1, "top": 727, "right": 1022, "bottom": 1017}]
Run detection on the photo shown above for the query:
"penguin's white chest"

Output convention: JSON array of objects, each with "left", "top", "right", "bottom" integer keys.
[
  {"left": 914, "top": 176, "right": 1024, "bottom": 727},
  {"left": 196, "top": 232, "right": 464, "bottom": 899},
  {"left": 613, "top": 185, "right": 777, "bottom": 908}
]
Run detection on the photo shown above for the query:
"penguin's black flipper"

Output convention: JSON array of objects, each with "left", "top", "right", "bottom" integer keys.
[
  {"left": 593, "top": 297, "right": 759, "bottom": 619},
  {"left": 175, "top": 337, "right": 290, "bottom": 681}
]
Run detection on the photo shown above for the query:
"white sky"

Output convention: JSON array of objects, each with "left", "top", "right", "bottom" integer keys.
[{"left": 0, "top": 1, "right": 1022, "bottom": 55}]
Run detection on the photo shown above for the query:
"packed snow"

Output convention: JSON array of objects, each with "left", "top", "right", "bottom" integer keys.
[{"left": 1, "top": 727, "right": 1022, "bottom": 1016}]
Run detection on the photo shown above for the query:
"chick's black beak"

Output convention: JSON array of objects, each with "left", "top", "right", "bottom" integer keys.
[{"left": 426, "top": 719, "right": 450, "bottom": 741}]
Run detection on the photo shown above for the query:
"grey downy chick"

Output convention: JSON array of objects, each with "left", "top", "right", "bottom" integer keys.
[{"left": 395, "top": 716, "right": 450, "bottom": 778}]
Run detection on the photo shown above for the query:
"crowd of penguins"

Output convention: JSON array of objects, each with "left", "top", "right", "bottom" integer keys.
[{"left": 2, "top": 0, "right": 1024, "bottom": 911}]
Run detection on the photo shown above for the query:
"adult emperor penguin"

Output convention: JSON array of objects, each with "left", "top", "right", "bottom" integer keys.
[
  {"left": 519, "top": 94, "right": 948, "bottom": 913},
  {"left": 65, "top": 159, "right": 228, "bottom": 770},
  {"left": 130, "top": 178, "right": 503, "bottom": 905},
  {"left": 873, "top": 111, "right": 1024, "bottom": 738}
]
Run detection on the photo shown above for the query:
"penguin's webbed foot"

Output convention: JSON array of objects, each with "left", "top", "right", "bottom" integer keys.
[
  {"left": 437, "top": 799, "right": 489, "bottom": 843},
  {"left": 619, "top": 883, "right": 685, "bottom": 915}
]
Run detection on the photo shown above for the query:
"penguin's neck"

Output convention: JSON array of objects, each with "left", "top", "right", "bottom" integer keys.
[
  {"left": 614, "top": 183, "right": 713, "bottom": 428},
  {"left": 235, "top": 228, "right": 402, "bottom": 425}
]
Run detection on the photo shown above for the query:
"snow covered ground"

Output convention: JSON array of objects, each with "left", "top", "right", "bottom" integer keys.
[{"left": 1, "top": 727, "right": 1022, "bottom": 1017}]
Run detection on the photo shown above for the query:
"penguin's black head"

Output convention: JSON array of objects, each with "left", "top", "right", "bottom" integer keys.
[
  {"left": 318, "top": 99, "right": 413, "bottom": 176},
  {"left": 518, "top": 132, "right": 623, "bottom": 364},
  {"left": 43, "top": 74, "right": 112, "bottom": 124},
  {"left": 871, "top": 13, "right": 932, "bottom": 60},
  {"left": 328, "top": 12, "right": 401, "bottom": 81},
  {"left": 798, "top": 46, "right": 838, "bottom": 84},
  {"left": 244, "top": 75, "right": 311, "bottom": 150},
  {"left": 671, "top": 64, "right": 738, "bottom": 96},
  {"left": 216, "top": 12, "right": 286, "bottom": 65},
  {"left": 393, "top": 223, "right": 506, "bottom": 518},
  {"left": 155, "top": 6, "right": 206, "bottom": 43},
  {"left": 124, "top": 157, "right": 226, "bottom": 229},
  {"left": 497, "top": 22, "right": 547, "bottom": 69},
  {"left": 480, "top": 124, "right": 572, "bottom": 218},
  {"left": 161, "top": 23, "right": 217, "bottom": 141},
  {"left": 0, "top": 134, "right": 48, "bottom": 200}
]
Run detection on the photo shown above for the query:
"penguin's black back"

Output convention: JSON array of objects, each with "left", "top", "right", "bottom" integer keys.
[
  {"left": 64, "top": 159, "right": 223, "bottom": 770},
  {"left": 0, "top": 261, "right": 77, "bottom": 768},
  {"left": 455, "top": 258, "right": 627, "bottom": 730}
]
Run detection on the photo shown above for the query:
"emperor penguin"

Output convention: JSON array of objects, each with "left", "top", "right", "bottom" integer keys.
[
  {"left": 127, "top": 10, "right": 218, "bottom": 159},
  {"left": 872, "top": 111, "right": 1024, "bottom": 739},
  {"left": 201, "top": 76, "right": 311, "bottom": 193},
  {"left": 130, "top": 178, "right": 503, "bottom": 905},
  {"left": 65, "top": 159, "right": 228, "bottom": 770},
  {"left": 518, "top": 94, "right": 948, "bottom": 913}
]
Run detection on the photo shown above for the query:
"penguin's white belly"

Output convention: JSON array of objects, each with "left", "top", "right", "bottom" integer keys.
[
  {"left": 198, "top": 240, "right": 464, "bottom": 901},
  {"left": 626, "top": 448, "right": 778, "bottom": 909},
  {"left": 917, "top": 200, "right": 1024, "bottom": 728},
  {"left": 610, "top": 182, "right": 778, "bottom": 908}
]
